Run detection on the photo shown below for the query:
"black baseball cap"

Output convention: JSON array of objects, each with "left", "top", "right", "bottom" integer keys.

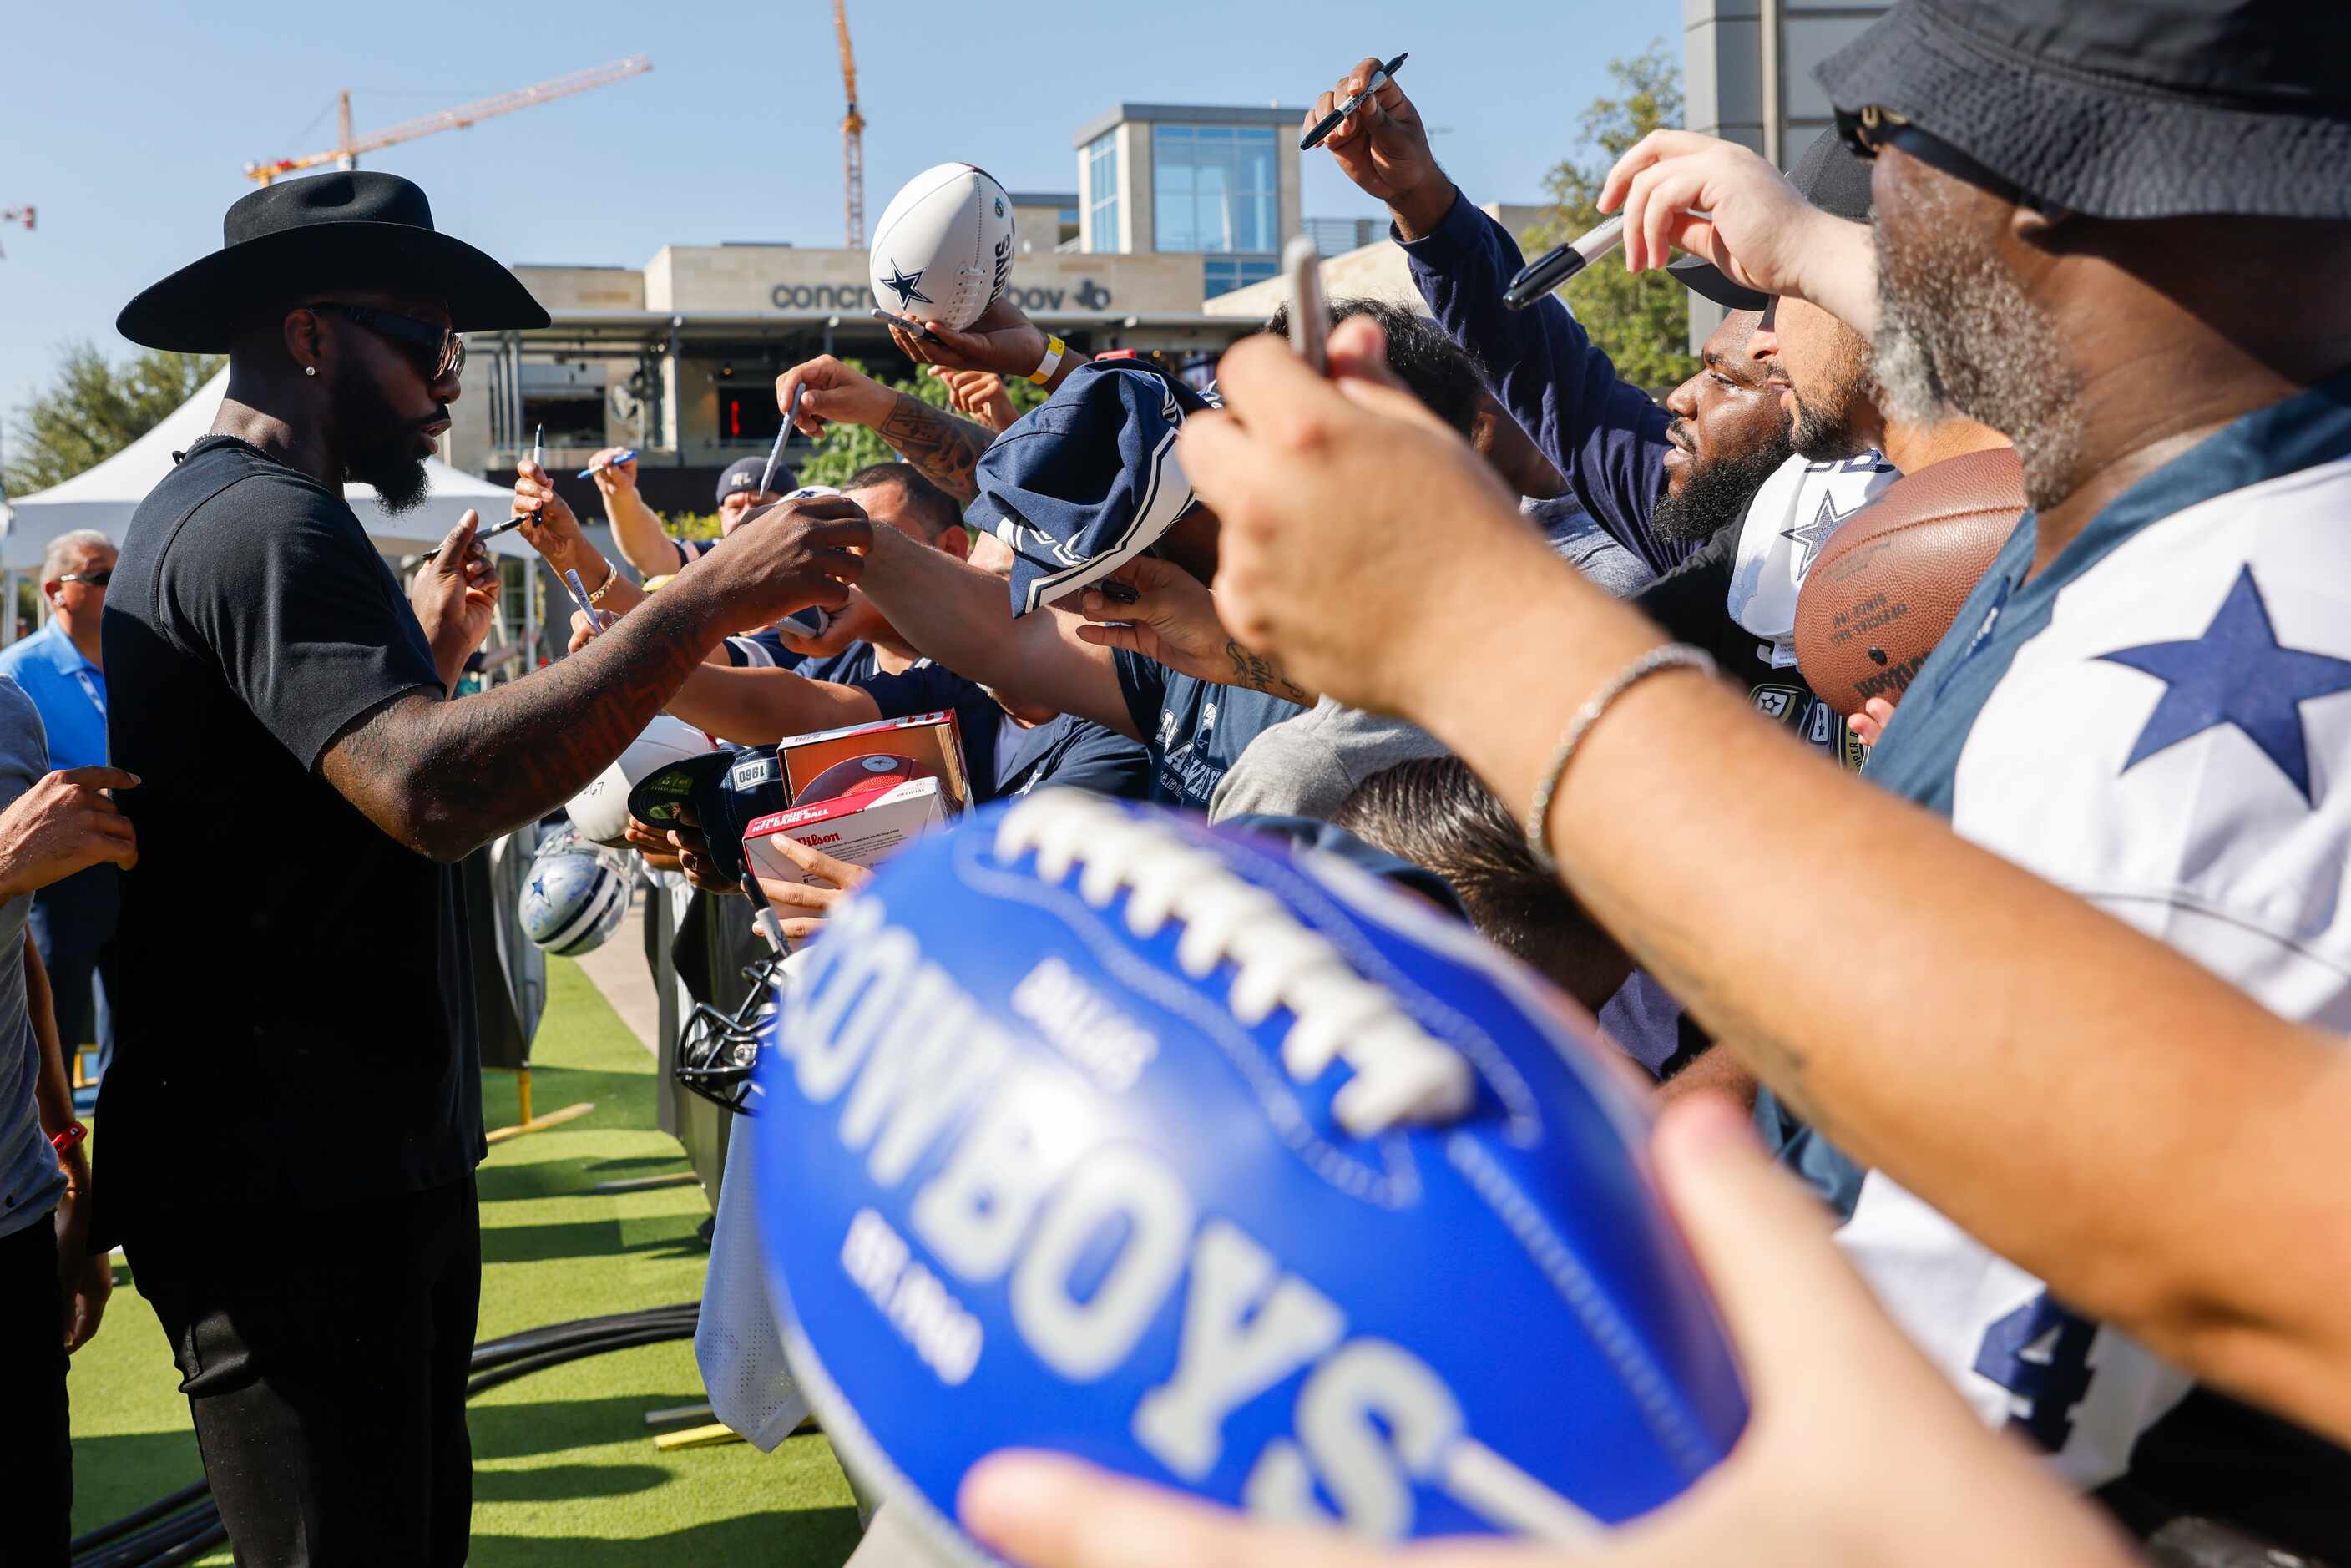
[
  {"left": 1669, "top": 129, "right": 1876, "bottom": 311},
  {"left": 716, "top": 455, "right": 791, "bottom": 508}
]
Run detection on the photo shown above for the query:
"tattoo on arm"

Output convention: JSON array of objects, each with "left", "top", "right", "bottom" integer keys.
[
  {"left": 1222, "top": 640, "right": 1313, "bottom": 705},
  {"left": 318, "top": 594, "right": 728, "bottom": 862},
  {"left": 877, "top": 392, "right": 992, "bottom": 503}
]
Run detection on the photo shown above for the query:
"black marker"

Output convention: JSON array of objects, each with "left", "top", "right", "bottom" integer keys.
[
  {"left": 1501, "top": 215, "right": 1626, "bottom": 311},
  {"left": 422, "top": 513, "right": 527, "bottom": 561},
  {"left": 1301, "top": 53, "right": 1407, "bottom": 151}
]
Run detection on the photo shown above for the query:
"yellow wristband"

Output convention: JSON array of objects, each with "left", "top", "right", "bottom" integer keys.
[{"left": 1029, "top": 336, "right": 1067, "bottom": 387}]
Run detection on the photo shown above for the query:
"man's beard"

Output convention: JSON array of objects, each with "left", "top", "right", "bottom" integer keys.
[
  {"left": 1787, "top": 322, "right": 1877, "bottom": 461},
  {"left": 333, "top": 363, "right": 434, "bottom": 516},
  {"left": 1873, "top": 186, "right": 2084, "bottom": 509},
  {"left": 1651, "top": 421, "right": 1797, "bottom": 545}
]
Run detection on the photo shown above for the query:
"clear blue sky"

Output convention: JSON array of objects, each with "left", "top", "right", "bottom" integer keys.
[{"left": 0, "top": 0, "right": 1678, "bottom": 453}]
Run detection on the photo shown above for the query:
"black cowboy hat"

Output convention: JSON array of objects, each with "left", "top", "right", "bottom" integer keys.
[
  {"left": 1816, "top": 0, "right": 2351, "bottom": 220},
  {"left": 119, "top": 170, "right": 548, "bottom": 352}
]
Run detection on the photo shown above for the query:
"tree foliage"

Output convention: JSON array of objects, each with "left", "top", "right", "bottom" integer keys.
[
  {"left": 3, "top": 341, "right": 224, "bottom": 497},
  {"left": 1524, "top": 41, "right": 1699, "bottom": 393}
]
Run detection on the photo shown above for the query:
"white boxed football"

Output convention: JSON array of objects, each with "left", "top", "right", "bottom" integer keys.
[
  {"left": 569, "top": 713, "right": 714, "bottom": 847},
  {"left": 868, "top": 163, "right": 1014, "bottom": 331}
]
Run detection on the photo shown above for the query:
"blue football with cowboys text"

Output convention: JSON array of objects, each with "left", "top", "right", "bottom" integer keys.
[{"left": 752, "top": 792, "right": 1747, "bottom": 1556}]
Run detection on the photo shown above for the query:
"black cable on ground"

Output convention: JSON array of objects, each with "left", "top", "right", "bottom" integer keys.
[
  {"left": 71, "top": 1302, "right": 701, "bottom": 1568},
  {"left": 67, "top": 1480, "right": 210, "bottom": 1555}
]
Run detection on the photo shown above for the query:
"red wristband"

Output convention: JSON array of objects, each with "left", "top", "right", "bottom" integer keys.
[{"left": 50, "top": 1121, "right": 87, "bottom": 1154}]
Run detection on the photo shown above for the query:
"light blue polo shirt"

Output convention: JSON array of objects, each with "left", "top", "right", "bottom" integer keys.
[{"left": 0, "top": 621, "right": 106, "bottom": 771}]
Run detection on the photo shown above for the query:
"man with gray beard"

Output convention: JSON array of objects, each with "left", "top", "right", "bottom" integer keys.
[{"left": 1605, "top": 0, "right": 2351, "bottom": 1552}]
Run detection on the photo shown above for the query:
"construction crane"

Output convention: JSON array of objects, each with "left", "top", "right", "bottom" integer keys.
[
  {"left": 0, "top": 205, "right": 29, "bottom": 261},
  {"left": 835, "top": 0, "right": 866, "bottom": 249},
  {"left": 244, "top": 57, "right": 653, "bottom": 185}
]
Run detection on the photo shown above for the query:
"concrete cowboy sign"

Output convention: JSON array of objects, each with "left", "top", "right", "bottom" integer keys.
[{"left": 770, "top": 279, "right": 1114, "bottom": 314}]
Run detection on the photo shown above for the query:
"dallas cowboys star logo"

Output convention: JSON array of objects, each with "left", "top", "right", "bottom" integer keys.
[
  {"left": 881, "top": 260, "right": 932, "bottom": 308},
  {"left": 2096, "top": 564, "right": 2351, "bottom": 807},
  {"left": 1782, "top": 489, "right": 1863, "bottom": 576}
]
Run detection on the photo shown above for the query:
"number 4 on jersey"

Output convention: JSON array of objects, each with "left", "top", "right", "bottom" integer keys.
[{"left": 1973, "top": 1292, "right": 2098, "bottom": 1450}]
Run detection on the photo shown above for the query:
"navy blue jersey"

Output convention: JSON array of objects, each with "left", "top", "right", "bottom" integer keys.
[
  {"left": 1399, "top": 192, "right": 1695, "bottom": 577},
  {"left": 1113, "top": 649, "right": 1305, "bottom": 812},
  {"left": 995, "top": 711, "right": 1150, "bottom": 801},
  {"left": 723, "top": 627, "right": 803, "bottom": 670},
  {"left": 842, "top": 653, "right": 1146, "bottom": 806}
]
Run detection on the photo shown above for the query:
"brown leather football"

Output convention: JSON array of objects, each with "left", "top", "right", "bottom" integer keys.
[{"left": 1793, "top": 448, "right": 2028, "bottom": 720}]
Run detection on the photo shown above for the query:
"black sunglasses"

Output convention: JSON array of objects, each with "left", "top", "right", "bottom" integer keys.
[
  {"left": 57, "top": 569, "right": 111, "bottom": 587},
  {"left": 306, "top": 302, "right": 465, "bottom": 382},
  {"left": 1833, "top": 104, "right": 2028, "bottom": 206}
]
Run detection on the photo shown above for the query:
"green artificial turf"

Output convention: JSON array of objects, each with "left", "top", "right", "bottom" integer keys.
[{"left": 68, "top": 958, "right": 862, "bottom": 1565}]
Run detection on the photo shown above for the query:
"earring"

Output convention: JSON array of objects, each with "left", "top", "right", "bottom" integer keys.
[{"left": 304, "top": 366, "right": 316, "bottom": 377}]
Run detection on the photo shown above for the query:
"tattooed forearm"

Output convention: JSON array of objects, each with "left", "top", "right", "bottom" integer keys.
[
  {"left": 318, "top": 593, "right": 728, "bottom": 861},
  {"left": 877, "top": 392, "right": 992, "bottom": 503},
  {"left": 1223, "top": 639, "right": 1314, "bottom": 706}
]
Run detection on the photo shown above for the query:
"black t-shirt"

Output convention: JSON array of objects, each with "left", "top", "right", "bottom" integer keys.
[
  {"left": 1632, "top": 526, "right": 1868, "bottom": 771},
  {"left": 96, "top": 435, "right": 483, "bottom": 1228},
  {"left": 1113, "top": 650, "right": 1306, "bottom": 812}
]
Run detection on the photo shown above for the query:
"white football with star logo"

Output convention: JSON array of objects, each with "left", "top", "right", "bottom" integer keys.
[{"left": 868, "top": 162, "right": 1014, "bottom": 331}]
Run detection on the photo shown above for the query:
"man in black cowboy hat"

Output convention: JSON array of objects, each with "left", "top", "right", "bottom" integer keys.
[
  {"left": 98, "top": 170, "right": 872, "bottom": 1564},
  {"left": 1598, "top": 0, "right": 2351, "bottom": 1555}
]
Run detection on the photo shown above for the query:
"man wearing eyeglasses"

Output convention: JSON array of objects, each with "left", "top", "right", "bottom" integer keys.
[
  {"left": 0, "top": 531, "right": 122, "bottom": 1085},
  {"left": 99, "top": 171, "right": 871, "bottom": 1565}
]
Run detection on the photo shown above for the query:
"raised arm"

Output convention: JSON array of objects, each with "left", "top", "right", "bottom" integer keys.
[
  {"left": 776, "top": 356, "right": 996, "bottom": 505},
  {"left": 852, "top": 522, "right": 1142, "bottom": 741},
  {"left": 1188, "top": 328, "right": 2351, "bottom": 1447},
  {"left": 584, "top": 448, "right": 693, "bottom": 579},
  {"left": 1309, "top": 56, "right": 1686, "bottom": 574},
  {"left": 320, "top": 500, "right": 870, "bottom": 862}
]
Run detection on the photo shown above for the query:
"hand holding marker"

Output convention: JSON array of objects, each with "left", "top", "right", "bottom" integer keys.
[
  {"left": 578, "top": 449, "right": 636, "bottom": 479},
  {"left": 1300, "top": 53, "right": 1407, "bottom": 150}
]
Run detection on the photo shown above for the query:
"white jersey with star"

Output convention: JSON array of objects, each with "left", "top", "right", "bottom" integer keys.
[
  {"left": 1724, "top": 450, "right": 1898, "bottom": 664},
  {"left": 1849, "top": 402, "right": 2351, "bottom": 1497}
]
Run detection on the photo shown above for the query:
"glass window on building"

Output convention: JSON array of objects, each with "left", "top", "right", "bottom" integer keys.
[
  {"left": 1085, "top": 133, "right": 1119, "bottom": 252},
  {"left": 1154, "top": 124, "right": 1277, "bottom": 255},
  {"left": 1202, "top": 255, "right": 1279, "bottom": 298}
]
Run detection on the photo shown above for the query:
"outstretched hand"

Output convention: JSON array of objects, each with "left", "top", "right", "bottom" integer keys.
[
  {"left": 889, "top": 297, "right": 1054, "bottom": 380},
  {"left": 1312, "top": 55, "right": 1451, "bottom": 236},
  {"left": 512, "top": 458, "right": 589, "bottom": 569},
  {"left": 412, "top": 509, "right": 502, "bottom": 687},
  {"left": 0, "top": 766, "right": 139, "bottom": 901},
  {"left": 1074, "top": 559, "right": 1313, "bottom": 706},
  {"left": 1598, "top": 129, "right": 1877, "bottom": 334},
  {"left": 755, "top": 833, "right": 873, "bottom": 943}
]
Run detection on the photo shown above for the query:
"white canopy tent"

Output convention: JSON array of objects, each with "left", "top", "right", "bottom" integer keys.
[{"left": 0, "top": 369, "right": 539, "bottom": 652}]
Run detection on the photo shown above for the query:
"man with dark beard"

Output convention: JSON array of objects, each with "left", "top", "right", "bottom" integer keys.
[
  {"left": 99, "top": 172, "right": 871, "bottom": 1565},
  {"left": 1308, "top": 56, "right": 1822, "bottom": 572},
  {"left": 1605, "top": 1, "right": 2351, "bottom": 1551}
]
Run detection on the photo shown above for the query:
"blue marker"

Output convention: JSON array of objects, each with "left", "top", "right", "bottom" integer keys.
[{"left": 579, "top": 449, "right": 637, "bottom": 479}]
